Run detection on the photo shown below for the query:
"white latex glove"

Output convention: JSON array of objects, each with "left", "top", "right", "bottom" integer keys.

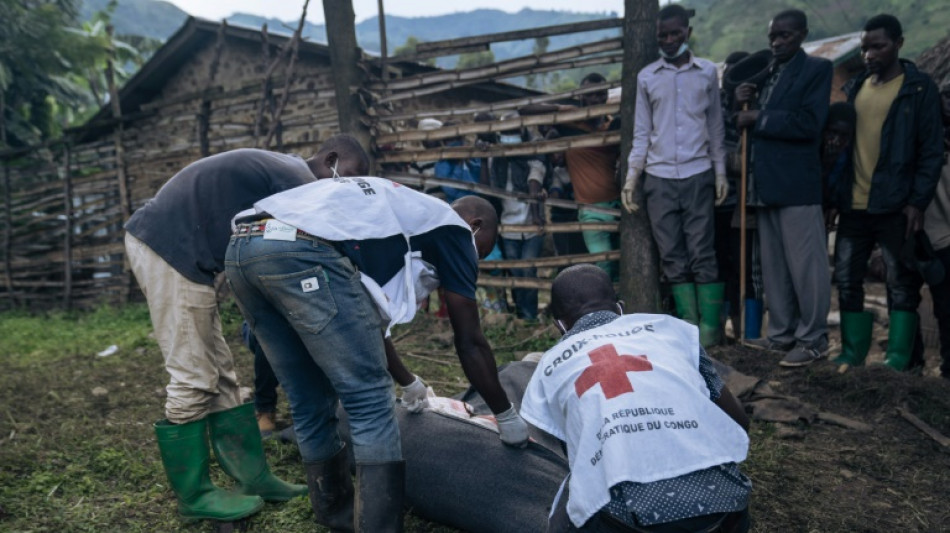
[
  {"left": 400, "top": 375, "right": 429, "bottom": 414},
  {"left": 622, "top": 169, "right": 641, "bottom": 213},
  {"left": 715, "top": 174, "right": 728, "bottom": 206},
  {"left": 495, "top": 405, "right": 529, "bottom": 448}
]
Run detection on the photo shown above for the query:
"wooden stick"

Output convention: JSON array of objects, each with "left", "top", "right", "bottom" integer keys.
[
  {"left": 480, "top": 251, "right": 620, "bottom": 270},
  {"left": 403, "top": 352, "right": 457, "bottom": 366},
  {"left": 493, "top": 325, "right": 556, "bottom": 351},
  {"left": 375, "top": 103, "right": 619, "bottom": 144},
  {"left": 105, "top": 25, "right": 130, "bottom": 226},
  {"left": 377, "top": 53, "right": 623, "bottom": 104},
  {"left": 896, "top": 407, "right": 950, "bottom": 448},
  {"left": 374, "top": 81, "right": 618, "bottom": 123},
  {"left": 411, "top": 18, "right": 621, "bottom": 58},
  {"left": 264, "top": 0, "right": 309, "bottom": 149},
  {"left": 62, "top": 145, "right": 73, "bottom": 310},
  {"left": 738, "top": 103, "right": 749, "bottom": 341},
  {"left": 198, "top": 21, "right": 227, "bottom": 157},
  {"left": 477, "top": 277, "right": 553, "bottom": 290},
  {"left": 2, "top": 164, "right": 14, "bottom": 306},
  {"left": 378, "top": 131, "right": 621, "bottom": 163},
  {"left": 374, "top": 38, "right": 621, "bottom": 91},
  {"left": 381, "top": 173, "right": 621, "bottom": 216},
  {"left": 498, "top": 222, "right": 618, "bottom": 234}
]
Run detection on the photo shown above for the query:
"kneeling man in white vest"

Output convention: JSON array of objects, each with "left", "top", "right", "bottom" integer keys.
[{"left": 521, "top": 264, "right": 751, "bottom": 532}]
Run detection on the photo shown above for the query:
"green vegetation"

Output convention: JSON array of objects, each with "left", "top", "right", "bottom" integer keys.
[
  {"left": 689, "top": 0, "right": 949, "bottom": 60},
  {"left": 1, "top": 303, "right": 949, "bottom": 530},
  {"left": 1, "top": 0, "right": 152, "bottom": 147},
  {"left": 0, "top": 303, "right": 155, "bottom": 363}
]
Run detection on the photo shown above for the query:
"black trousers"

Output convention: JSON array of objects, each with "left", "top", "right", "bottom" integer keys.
[{"left": 834, "top": 211, "right": 920, "bottom": 312}]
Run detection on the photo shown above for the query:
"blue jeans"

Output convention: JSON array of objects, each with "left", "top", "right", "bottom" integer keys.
[
  {"left": 501, "top": 235, "right": 544, "bottom": 320},
  {"left": 225, "top": 234, "right": 401, "bottom": 464},
  {"left": 241, "top": 321, "right": 279, "bottom": 414}
]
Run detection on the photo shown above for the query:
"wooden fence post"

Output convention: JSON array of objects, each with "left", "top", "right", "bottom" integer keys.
[
  {"left": 62, "top": 144, "right": 73, "bottom": 309},
  {"left": 198, "top": 21, "right": 227, "bottom": 157},
  {"left": 323, "top": 0, "right": 374, "bottom": 168},
  {"left": 619, "top": 0, "right": 661, "bottom": 312},
  {"left": 2, "top": 162, "right": 13, "bottom": 307},
  {"left": 106, "top": 24, "right": 132, "bottom": 302}
]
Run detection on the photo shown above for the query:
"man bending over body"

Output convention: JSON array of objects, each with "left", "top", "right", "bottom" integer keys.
[
  {"left": 522, "top": 265, "right": 751, "bottom": 532},
  {"left": 225, "top": 139, "right": 528, "bottom": 532},
  {"left": 125, "top": 144, "right": 339, "bottom": 523}
]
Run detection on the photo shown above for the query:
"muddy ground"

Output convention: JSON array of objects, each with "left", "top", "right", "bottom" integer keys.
[{"left": 0, "top": 298, "right": 948, "bottom": 532}]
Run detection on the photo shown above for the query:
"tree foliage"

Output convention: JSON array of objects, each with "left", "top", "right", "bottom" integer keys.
[
  {"left": 456, "top": 50, "right": 495, "bottom": 70},
  {"left": 392, "top": 36, "right": 435, "bottom": 66},
  {"left": 0, "top": 0, "right": 147, "bottom": 147}
]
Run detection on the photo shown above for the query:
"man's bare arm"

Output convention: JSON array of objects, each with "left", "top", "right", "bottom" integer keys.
[
  {"left": 383, "top": 335, "right": 414, "bottom": 387},
  {"left": 444, "top": 290, "right": 511, "bottom": 413}
]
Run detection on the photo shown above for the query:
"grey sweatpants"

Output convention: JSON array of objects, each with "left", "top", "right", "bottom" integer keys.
[
  {"left": 756, "top": 204, "right": 830, "bottom": 348},
  {"left": 643, "top": 169, "right": 718, "bottom": 283}
]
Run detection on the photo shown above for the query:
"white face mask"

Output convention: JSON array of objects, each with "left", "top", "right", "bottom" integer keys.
[
  {"left": 499, "top": 134, "right": 522, "bottom": 145},
  {"left": 659, "top": 42, "right": 689, "bottom": 60}
]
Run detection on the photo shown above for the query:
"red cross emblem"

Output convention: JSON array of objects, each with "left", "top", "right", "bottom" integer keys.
[{"left": 574, "top": 344, "right": 653, "bottom": 399}]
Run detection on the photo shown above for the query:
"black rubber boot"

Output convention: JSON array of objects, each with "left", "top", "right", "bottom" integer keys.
[
  {"left": 355, "top": 461, "right": 405, "bottom": 533},
  {"left": 304, "top": 445, "right": 355, "bottom": 533}
]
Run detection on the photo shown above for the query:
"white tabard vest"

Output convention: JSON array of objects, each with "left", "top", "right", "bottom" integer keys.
[
  {"left": 521, "top": 314, "right": 749, "bottom": 527},
  {"left": 245, "top": 177, "right": 473, "bottom": 333}
]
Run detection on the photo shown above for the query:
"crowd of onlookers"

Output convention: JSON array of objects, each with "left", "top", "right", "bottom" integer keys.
[{"left": 401, "top": 7, "right": 950, "bottom": 378}]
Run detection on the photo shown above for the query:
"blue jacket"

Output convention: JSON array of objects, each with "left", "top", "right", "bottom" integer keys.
[
  {"left": 749, "top": 50, "right": 832, "bottom": 207},
  {"left": 837, "top": 60, "right": 944, "bottom": 214}
]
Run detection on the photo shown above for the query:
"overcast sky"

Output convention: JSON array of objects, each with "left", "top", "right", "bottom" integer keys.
[{"left": 163, "top": 0, "right": 622, "bottom": 25}]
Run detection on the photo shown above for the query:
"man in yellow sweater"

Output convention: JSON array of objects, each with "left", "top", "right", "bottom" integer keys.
[{"left": 830, "top": 14, "right": 944, "bottom": 372}]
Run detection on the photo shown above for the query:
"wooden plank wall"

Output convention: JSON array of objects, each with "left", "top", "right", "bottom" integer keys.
[{"left": 0, "top": 17, "right": 625, "bottom": 310}]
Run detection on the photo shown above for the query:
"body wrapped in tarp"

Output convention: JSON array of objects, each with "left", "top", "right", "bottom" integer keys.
[{"left": 338, "top": 360, "right": 568, "bottom": 532}]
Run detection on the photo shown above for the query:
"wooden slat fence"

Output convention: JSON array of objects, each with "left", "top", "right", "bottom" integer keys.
[{"left": 0, "top": 16, "right": 625, "bottom": 309}]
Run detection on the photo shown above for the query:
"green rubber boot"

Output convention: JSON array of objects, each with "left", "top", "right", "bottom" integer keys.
[
  {"left": 883, "top": 311, "right": 918, "bottom": 371},
  {"left": 208, "top": 403, "right": 308, "bottom": 502},
  {"left": 154, "top": 419, "right": 264, "bottom": 522},
  {"left": 832, "top": 311, "right": 874, "bottom": 372},
  {"left": 671, "top": 283, "right": 699, "bottom": 325},
  {"left": 696, "top": 282, "right": 725, "bottom": 348}
]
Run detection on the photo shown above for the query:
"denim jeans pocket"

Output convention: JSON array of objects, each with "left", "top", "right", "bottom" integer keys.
[{"left": 259, "top": 264, "right": 338, "bottom": 335}]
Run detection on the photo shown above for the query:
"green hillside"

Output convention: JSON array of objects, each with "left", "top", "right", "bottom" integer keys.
[
  {"left": 689, "top": 0, "right": 949, "bottom": 60},
  {"left": 79, "top": 0, "right": 949, "bottom": 66}
]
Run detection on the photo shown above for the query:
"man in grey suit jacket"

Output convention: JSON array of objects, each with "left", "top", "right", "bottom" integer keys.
[{"left": 735, "top": 9, "right": 833, "bottom": 367}]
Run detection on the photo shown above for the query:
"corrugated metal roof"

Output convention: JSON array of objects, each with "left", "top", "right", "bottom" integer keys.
[{"left": 803, "top": 32, "right": 862, "bottom": 65}]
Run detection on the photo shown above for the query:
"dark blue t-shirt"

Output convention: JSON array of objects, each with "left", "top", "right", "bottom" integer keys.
[
  {"left": 338, "top": 225, "right": 478, "bottom": 300},
  {"left": 125, "top": 149, "right": 315, "bottom": 285}
]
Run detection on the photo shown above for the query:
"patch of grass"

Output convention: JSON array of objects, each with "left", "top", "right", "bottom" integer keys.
[{"left": 0, "top": 304, "right": 156, "bottom": 364}]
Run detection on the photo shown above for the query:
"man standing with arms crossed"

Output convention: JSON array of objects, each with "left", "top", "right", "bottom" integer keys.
[
  {"left": 734, "top": 9, "right": 833, "bottom": 367},
  {"left": 622, "top": 4, "right": 729, "bottom": 348},
  {"left": 830, "top": 14, "right": 944, "bottom": 372}
]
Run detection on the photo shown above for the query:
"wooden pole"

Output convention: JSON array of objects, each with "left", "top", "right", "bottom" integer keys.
[
  {"left": 62, "top": 144, "right": 73, "bottom": 309},
  {"left": 323, "top": 0, "right": 374, "bottom": 168},
  {"left": 199, "top": 21, "right": 227, "bottom": 157},
  {"left": 106, "top": 24, "right": 131, "bottom": 302},
  {"left": 618, "top": 1, "right": 661, "bottom": 313},
  {"left": 738, "top": 103, "right": 749, "bottom": 341},
  {"left": 2, "top": 163, "right": 13, "bottom": 307},
  {"left": 253, "top": 24, "right": 273, "bottom": 147},
  {"left": 265, "top": 1, "right": 309, "bottom": 150},
  {"left": 377, "top": 0, "right": 388, "bottom": 82}
]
